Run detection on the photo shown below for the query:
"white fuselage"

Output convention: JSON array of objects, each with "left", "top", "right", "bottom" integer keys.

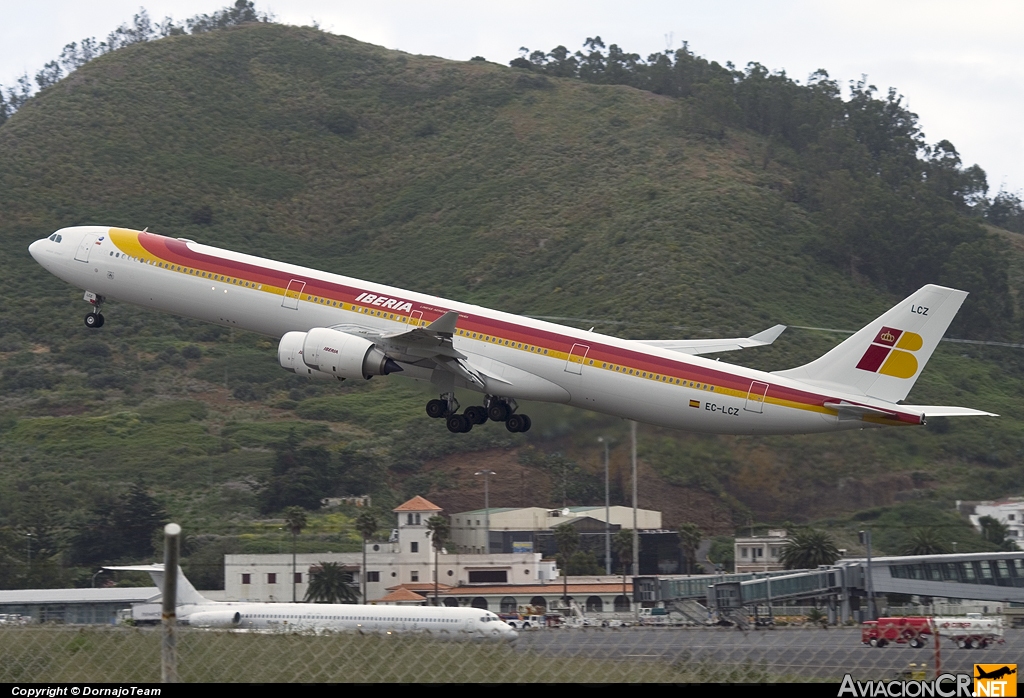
[
  {"left": 188, "top": 602, "right": 517, "bottom": 639},
  {"left": 28, "top": 226, "right": 925, "bottom": 434}
]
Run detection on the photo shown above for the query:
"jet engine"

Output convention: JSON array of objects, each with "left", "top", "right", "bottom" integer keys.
[
  {"left": 188, "top": 610, "right": 241, "bottom": 628},
  {"left": 278, "top": 328, "right": 402, "bottom": 381}
]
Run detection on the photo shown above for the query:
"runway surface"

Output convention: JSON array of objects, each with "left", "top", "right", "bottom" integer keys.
[{"left": 513, "top": 626, "right": 1021, "bottom": 681}]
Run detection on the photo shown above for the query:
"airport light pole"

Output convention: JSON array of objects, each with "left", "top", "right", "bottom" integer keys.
[
  {"left": 631, "top": 422, "right": 639, "bottom": 578},
  {"left": 598, "top": 437, "right": 611, "bottom": 575},
  {"left": 860, "top": 529, "right": 875, "bottom": 621},
  {"left": 475, "top": 470, "right": 495, "bottom": 554}
]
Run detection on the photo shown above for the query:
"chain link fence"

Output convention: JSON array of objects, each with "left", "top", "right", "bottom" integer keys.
[{"left": 1, "top": 624, "right": 1019, "bottom": 683}]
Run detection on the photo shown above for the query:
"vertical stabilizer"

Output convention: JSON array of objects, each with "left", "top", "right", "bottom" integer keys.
[
  {"left": 102, "top": 564, "right": 212, "bottom": 606},
  {"left": 773, "top": 285, "right": 967, "bottom": 403}
]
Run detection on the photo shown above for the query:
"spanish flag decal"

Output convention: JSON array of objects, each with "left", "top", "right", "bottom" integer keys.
[{"left": 689, "top": 400, "right": 700, "bottom": 408}]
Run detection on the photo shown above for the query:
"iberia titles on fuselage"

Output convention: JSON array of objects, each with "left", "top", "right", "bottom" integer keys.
[{"left": 29, "top": 226, "right": 997, "bottom": 435}]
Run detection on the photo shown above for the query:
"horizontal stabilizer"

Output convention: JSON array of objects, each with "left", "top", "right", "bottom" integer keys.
[
  {"left": 902, "top": 405, "right": 999, "bottom": 418},
  {"left": 103, "top": 564, "right": 211, "bottom": 606},
  {"left": 639, "top": 324, "right": 787, "bottom": 355},
  {"left": 823, "top": 401, "right": 897, "bottom": 421}
]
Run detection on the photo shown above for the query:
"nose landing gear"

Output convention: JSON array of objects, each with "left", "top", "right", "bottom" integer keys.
[{"left": 83, "top": 291, "right": 106, "bottom": 329}]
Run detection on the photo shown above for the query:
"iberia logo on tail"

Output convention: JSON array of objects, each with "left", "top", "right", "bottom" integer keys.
[{"left": 855, "top": 326, "right": 924, "bottom": 379}]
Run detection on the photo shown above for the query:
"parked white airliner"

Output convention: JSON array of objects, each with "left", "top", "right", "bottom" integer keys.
[
  {"left": 30, "top": 226, "right": 995, "bottom": 433},
  {"left": 105, "top": 565, "right": 517, "bottom": 639}
]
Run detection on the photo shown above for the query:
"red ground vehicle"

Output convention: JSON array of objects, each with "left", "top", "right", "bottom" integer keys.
[
  {"left": 862, "top": 617, "right": 933, "bottom": 648},
  {"left": 862, "top": 616, "right": 1005, "bottom": 649}
]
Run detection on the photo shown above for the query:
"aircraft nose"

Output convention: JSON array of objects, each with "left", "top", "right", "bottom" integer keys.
[{"left": 28, "top": 238, "right": 44, "bottom": 262}]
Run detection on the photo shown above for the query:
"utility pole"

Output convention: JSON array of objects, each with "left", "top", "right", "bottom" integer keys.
[
  {"left": 475, "top": 470, "right": 495, "bottom": 554},
  {"left": 599, "top": 437, "right": 611, "bottom": 575},
  {"left": 631, "top": 421, "right": 639, "bottom": 581},
  {"left": 860, "top": 529, "right": 875, "bottom": 621}
]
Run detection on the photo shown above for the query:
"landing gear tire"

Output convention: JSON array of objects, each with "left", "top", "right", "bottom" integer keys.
[
  {"left": 447, "top": 414, "right": 472, "bottom": 433},
  {"left": 84, "top": 313, "right": 104, "bottom": 328},
  {"left": 464, "top": 406, "right": 488, "bottom": 425},
  {"left": 506, "top": 414, "right": 531, "bottom": 433},
  {"left": 487, "top": 402, "right": 510, "bottom": 422},
  {"left": 426, "top": 399, "right": 447, "bottom": 419}
]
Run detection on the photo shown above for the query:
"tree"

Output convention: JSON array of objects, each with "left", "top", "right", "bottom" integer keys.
[
  {"left": 977, "top": 516, "right": 1015, "bottom": 550},
  {"left": 553, "top": 523, "right": 580, "bottom": 608},
  {"left": 678, "top": 522, "right": 702, "bottom": 574},
  {"left": 258, "top": 435, "right": 335, "bottom": 514},
  {"left": 612, "top": 529, "right": 633, "bottom": 614},
  {"left": 284, "top": 506, "right": 307, "bottom": 602},
  {"left": 304, "top": 562, "right": 358, "bottom": 604},
  {"left": 354, "top": 511, "right": 378, "bottom": 603},
  {"left": 426, "top": 515, "right": 450, "bottom": 606},
  {"left": 900, "top": 528, "right": 951, "bottom": 556},
  {"left": 779, "top": 529, "right": 840, "bottom": 570}
]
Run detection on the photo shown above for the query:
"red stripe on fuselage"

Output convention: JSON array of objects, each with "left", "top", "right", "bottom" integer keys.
[{"left": 135, "top": 232, "right": 918, "bottom": 424}]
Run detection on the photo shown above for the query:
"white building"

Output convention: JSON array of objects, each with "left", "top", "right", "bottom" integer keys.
[
  {"left": 968, "top": 498, "right": 1024, "bottom": 549},
  {"left": 224, "top": 496, "right": 556, "bottom": 603},
  {"left": 734, "top": 529, "right": 789, "bottom": 573},
  {"left": 450, "top": 505, "right": 662, "bottom": 554}
]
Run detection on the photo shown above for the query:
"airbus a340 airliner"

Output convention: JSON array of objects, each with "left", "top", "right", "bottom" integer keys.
[
  {"left": 106, "top": 565, "right": 517, "bottom": 639},
  {"left": 29, "top": 226, "right": 996, "bottom": 434}
]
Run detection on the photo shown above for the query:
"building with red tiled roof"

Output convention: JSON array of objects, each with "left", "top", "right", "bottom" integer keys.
[
  {"left": 225, "top": 495, "right": 561, "bottom": 606},
  {"left": 393, "top": 496, "right": 443, "bottom": 513},
  {"left": 374, "top": 587, "right": 428, "bottom": 605}
]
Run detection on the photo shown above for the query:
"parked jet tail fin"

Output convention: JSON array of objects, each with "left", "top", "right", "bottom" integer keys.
[
  {"left": 773, "top": 285, "right": 968, "bottom": 404},
  {"left": 103, "top": 564, "right": 212, "bottom": 606}
]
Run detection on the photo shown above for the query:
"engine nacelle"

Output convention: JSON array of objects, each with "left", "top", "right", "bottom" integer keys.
[
  {"left": 279, "top": 328, "right": 402, "bottom": 381},
  {"left": 188, "top": 610, "right": 241, "bottom": 628},
  {"left": 278, "top": 331, "right": 342, "bottom": 381}
]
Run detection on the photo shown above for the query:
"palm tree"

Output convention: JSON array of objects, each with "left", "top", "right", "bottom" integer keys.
[
  {"left": 304, "top": 562, "right": 359, "bottom": 604},
  {"left": 900, "top": 528, "right": 951, "bottom": 555},
  {"left": 553, "top": 523, "right": 580, "bottom": 610},
  {"left": 354, "top": 510, "right": 378, "bottom": 603},
  {"left": 426, "top": 515, "right": 450, "bottom": 606},
  {"left": 678, "top": 522, "right": 702, "bottom": 574},
  {"left": 612, "top": 528, "right": 633, "bottom": 615},
  {"left": 779, "top": 528, "right": 840, "bottom": 570},
  {"left": 284, "top": 506, "right": 307, "bottom": 602}
]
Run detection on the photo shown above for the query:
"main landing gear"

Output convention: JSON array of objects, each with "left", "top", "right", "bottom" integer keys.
[
  {"left": 425, "top": 394, "right": 531, "bottom": 434},
  {"left": 83, "top": 292, "right": 106, "bottom": 329}
]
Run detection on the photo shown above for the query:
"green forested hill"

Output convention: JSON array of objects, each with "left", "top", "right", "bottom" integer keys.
[{"left": 0, "top": 22, "right": 1021, "bottom": 587}]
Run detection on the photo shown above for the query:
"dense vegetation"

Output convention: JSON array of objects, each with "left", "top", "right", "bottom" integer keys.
[{"left": 0, "top": 8, "right": 1021, "bottom": 589}]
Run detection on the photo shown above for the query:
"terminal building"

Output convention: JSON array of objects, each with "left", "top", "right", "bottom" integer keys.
[{"left": 0, "top": 586, "right": 159, "bottom": 624}]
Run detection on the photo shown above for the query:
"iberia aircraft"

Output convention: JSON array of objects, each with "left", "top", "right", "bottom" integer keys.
[
  {"left": 29, "top": 226, "right": 996, "bottom": 434},
  {"left": 105, "top": 564, "right": 517, "bottom": 639}
]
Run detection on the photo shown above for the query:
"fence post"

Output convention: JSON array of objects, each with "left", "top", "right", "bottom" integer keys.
[
  {"left": 162, "top": 523, "right": 181, "bottom": 683},
  {"left": 933, "top": 625, "right": 941, "bottom": 678}
]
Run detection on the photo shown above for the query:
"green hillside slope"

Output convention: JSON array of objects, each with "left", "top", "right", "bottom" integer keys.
[{"left": 0, "top": 23, "right": 1020, "bottom": 586}]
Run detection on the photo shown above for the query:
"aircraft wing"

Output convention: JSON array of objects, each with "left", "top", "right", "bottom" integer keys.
[
  {"left": 637, "top": 324, "right": 786, "bottom": 355},
  {"left": 330, "top": 311, "right": 502, "bottom": 388}
]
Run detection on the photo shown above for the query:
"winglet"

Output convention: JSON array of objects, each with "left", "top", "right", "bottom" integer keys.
[
  {"left": 748, "top": 324, "right": 787, "bottom": 345},
  {"left": 425, "top": 310, "right": 459, "bottom": 337}
]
